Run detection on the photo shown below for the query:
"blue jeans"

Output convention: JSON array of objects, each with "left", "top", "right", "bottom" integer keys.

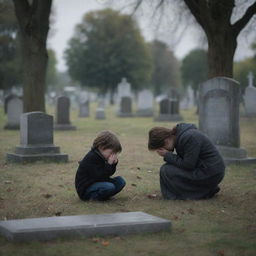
[{"left": 84, "top": 176, "right": 126, "bottom": 201}]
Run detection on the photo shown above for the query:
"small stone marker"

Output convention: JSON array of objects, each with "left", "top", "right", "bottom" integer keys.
[
  {"left": 244, "top": 71, "right": 256, "bottom": 117},
  {"left": 0, "top": 212, "right": 171, "bottom": 242},
  {"left": 136, "top": 89, "right": 154, "bottom": 117},
  {"left": 7, "top": 112, "right": 68, "bottom": 163},
  {"left": 54, "top": 96, "right": 76, "bottom": 130},
  {"left": 95, "top": 108, "right": 106, "bottom": 120},
  {"left": 4, "top": 94, "right": 23, "bottom": 129}
]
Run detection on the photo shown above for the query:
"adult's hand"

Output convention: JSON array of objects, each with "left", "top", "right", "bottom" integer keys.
[{"left": 156, "top": 148, "right": 169, "bottom": 157}]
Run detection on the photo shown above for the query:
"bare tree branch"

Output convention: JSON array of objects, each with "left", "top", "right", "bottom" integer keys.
[{"left": 233, "top": 1, "right": 256, "bottom": 36}]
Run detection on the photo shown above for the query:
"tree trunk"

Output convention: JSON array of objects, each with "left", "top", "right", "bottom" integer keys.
[
  {"left": 207, "top": 29, "right": 237, "bottom": 78},
  {"left": 13, "top": 0, "right": 52, "bottom": 112},
  {"left": 21, "top": 32, "right": 48, "bottom": 112}
]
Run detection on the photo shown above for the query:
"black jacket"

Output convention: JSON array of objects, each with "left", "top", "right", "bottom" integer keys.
[
  {"left": 164, "top": 123, "right": 225, "bottom": 177},
  {"left": 75, "top": 148, "right": 117, "bottom": 199}
]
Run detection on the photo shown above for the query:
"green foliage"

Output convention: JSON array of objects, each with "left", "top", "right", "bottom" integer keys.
[
  {"left": 0, "top": 0, "right": 21, "bottom": 90},
  {"left": 65, "top": 8, "right": 152, "bottom": 94},
  {"left": 181, "top": 49, "right": 208, "bottom": 92},
  {"left": 149, "top": 40, "right": 181, "bottom": 95},
  {"left": 234, "top": 58, "right": 256, "bottom": 92},
  {"left": 46, "top": 49, "right": 58, "bottom": 87}
]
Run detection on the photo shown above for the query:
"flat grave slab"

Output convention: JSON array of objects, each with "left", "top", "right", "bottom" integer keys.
[{"left": 0, "top": 212, "right": 171, "bottom": 242}]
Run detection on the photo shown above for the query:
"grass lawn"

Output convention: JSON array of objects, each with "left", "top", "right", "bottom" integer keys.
[{"left": 0, "top": 104, "right": 256, "bottom": 256}]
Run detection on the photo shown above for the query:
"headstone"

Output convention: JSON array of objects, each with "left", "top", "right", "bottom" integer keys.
[
  {"left": 180, "top": 86, "right": 194, "bottom": 110},
  {"left": 79, "top": 99, "right": 90, "bottom": 117},
  {"left": 4, "top": 95, "right": 23, "bottom": 130},
  {"left": 136, "top": 89, "right": 154, "bottom": 117},
  {"left": 199, "top": 77, "right": 256, "bottom": 165},
  {"left": 244, "top": 72, "right": 256, "bottom": 117},
  {"left": 54, "top": 96, "right": 76, "bottom": 130},
  {"left": 155, "top": 97, "right": 183, "bottom": 121},
  {"left": 95, "top": 108, "right": 106, "bottom": 120},
  {"left": 0, "top": 212, "right": 171, "bottom": 242},
  {"left": 117, "top": 77, "right": 131, "bottom": 99},
  {"left": 118, "top": 96, "right": 133, "bottom": 117},
  {"left": 7, "top": 112, "right": 68, "bottom": 163}
]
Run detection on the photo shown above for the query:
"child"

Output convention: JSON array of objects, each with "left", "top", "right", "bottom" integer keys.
[{"left": 75, "top": 130, "right": 126, "bottom": 201}]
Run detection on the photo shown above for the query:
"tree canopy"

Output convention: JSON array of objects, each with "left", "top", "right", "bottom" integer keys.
[
  {"left": 181, "top": 48, "right": 208, "bottom": 92},
  {"left": 149, "top": 40, "right": 180, "bottom": 95},
  {"left": 65, "top": 8, "right": 152, "bottom": 95},
  {"left": 0, "top": 0, "right": 21, "bottom": 91}
]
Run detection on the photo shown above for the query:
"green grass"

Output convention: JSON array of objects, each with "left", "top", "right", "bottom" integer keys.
[{"left": 0, "top": 104, "right": 256, "bottom": 256}]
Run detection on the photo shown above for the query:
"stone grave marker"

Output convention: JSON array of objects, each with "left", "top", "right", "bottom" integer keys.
[
  {"left": 136, "top": 89, "right": 154, "bottom": 117},
  {"left": 244, "top": 72, "right": 256, "bottom": 117},
  {"left": 54, "top": 96, "right": 76, "bottom": 130},
  {"left": 118, "top": 96, "right": 133, "bottom": 117},
  {"left": 4, "top": 95, "right": 23, "bottom": 129},
  {"left": 0, "top": 212, "right": 171, "bottom": 242},
  {"left": 7, "top": 112, "right": 68, "bottom": 163},
  {"left": 199, "top": 77, "right": 256, "bottom": 165}
]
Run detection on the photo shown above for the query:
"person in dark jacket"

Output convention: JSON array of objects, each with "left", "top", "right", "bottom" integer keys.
[
  {"left": 75, "top": 130, "right": 126, "bottom": 201},
  {"left": 148, "top": 123, "right": 225, "bottom": 200}
]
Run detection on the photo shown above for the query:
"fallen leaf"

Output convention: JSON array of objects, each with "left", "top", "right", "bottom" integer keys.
[
  {"left": 92, "top": 237, "right": 100, "bottom": 243},
  {"left": 101, "top": 240, "right": 110, "bottom": 246},
  {"left": 4, "top": 180, "right": 12, "bottom": 184},
  {"left": 43, "top": 193, "right": 52, "bottom": 199},
  {"left": 6, "top": 188, "right": 13, "bottom": 192},
  {"left": 217, "top": 250, "right": 225, "bottom": 256},
  {"left": 173, "top": 215, "right": 179, "bottom": 220},
  {"left": 136, "top": 176, "right": 142, "bottom": 180},
  {"left": 147, "top": 193, "right": 157, "bottom": 199},
  {"left": 131, "top": 183, "right": 137, "bottom": 187},
  {"left": 55, "top": 211, "right": 62, "bottom": 216},
  {"left": 147, "top": 170, "right": 152, "bottom": 173},
  {"left": 187, "top": 208, "right": 195, "bottom": 214},
  {"left": 137, "top": 167, "right": 141, "bottom": 170}
]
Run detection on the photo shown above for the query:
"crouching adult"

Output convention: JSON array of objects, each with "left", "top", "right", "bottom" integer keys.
[{"left": 148, "top": 123, "right": 225, "bottom": 200}]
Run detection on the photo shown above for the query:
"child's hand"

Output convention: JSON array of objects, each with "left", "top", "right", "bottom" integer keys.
[
  {"left": 156, "top": 148, "right": 168, "bottom": 157},
  {"left": 108, "top": 154, "right": 118, "bottom": 164}
]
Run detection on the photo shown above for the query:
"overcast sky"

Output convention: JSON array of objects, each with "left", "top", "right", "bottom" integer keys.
[{"left": 48, "top": 0, "right": 254, "bottom": 72}]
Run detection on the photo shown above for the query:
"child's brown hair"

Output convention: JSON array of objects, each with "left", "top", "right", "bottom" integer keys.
[
  {"left": 93, "top": 130, "right": 122, "bottom": 153},
  {"left": 148, "top": 126, "right": 177, "bottom": 150}
]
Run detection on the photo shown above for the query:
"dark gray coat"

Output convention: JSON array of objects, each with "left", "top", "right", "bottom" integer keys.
[{"left": 160, "top": 123, "right": 225, "bottom": 199}]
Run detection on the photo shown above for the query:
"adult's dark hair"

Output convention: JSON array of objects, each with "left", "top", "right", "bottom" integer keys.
[
  {"left": 93, "top": 130, "right": 122, "bottom": 153},
  {"left": 148, "top": 125, "right": 177, "bottom": 150}
]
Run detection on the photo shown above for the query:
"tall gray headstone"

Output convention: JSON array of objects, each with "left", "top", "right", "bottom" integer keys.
[
  {"left": 180, "top": 86, "right": 194, "bottom": 110},
  {"left": 55, "top": 96, "right": 76, "bottom": 130},
  {"left": 244, "top": 72, "right": 256, "bottom": 117},
  {"left": 7, "top": 112, "right": 68, "bottom": 163},
  {"left": 137, "top": 89, "right": 154, "bottom": 117},
  {"left": 4, "top": 95, "right": 23, "bottom": 130},
  {"left": 199, "top": 77, "right": 256, "bottom": 165},
  {"left": 155, "top": 97, "right": 183, "bottom": 122},
  {"left": 118, "top": 96, "right": 133, "bottom": 117}
]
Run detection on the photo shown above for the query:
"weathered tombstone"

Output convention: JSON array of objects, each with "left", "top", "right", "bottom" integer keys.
[
  {"left": 0, "top": 212, "right": 171, "bottom": 242},
  {"left": 199, "top": 77, "right": 256, "bottom": 165},
  {"left": 117, "top": 77, "right": 131, "bottom": 100},
  {"left": 4, "top": 95, "right": 23, "bottom": 129},
  {"left": 7, "top": 112, "right": 68, "bottom": 163},
  {"left": 95, "top": 108, "right": 106, "bottom": 120},
  {"left": 244, "top": 72, "right": 256, "bottom": 117},
  {"left": 118, "top": 96, "right": 133, "bottom": 117},
  {"left": 54, "top": 96, "right": 76, "bottom": 130},
  {"left": 155, "top": 97, "right": 183, "bottom": 121},
  {"left": 136, "top": 89, "right": 154, "bottom": 117},
  {"left": 79, "top": 99, "right": 90, "bottom": 117},
  {"left": 180, "top": 86, "right": 194, "bottom": 110}
]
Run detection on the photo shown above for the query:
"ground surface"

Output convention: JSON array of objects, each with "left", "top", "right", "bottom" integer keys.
[{"left": 0, "top": 105, "right": 255, "bottom": 256}]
